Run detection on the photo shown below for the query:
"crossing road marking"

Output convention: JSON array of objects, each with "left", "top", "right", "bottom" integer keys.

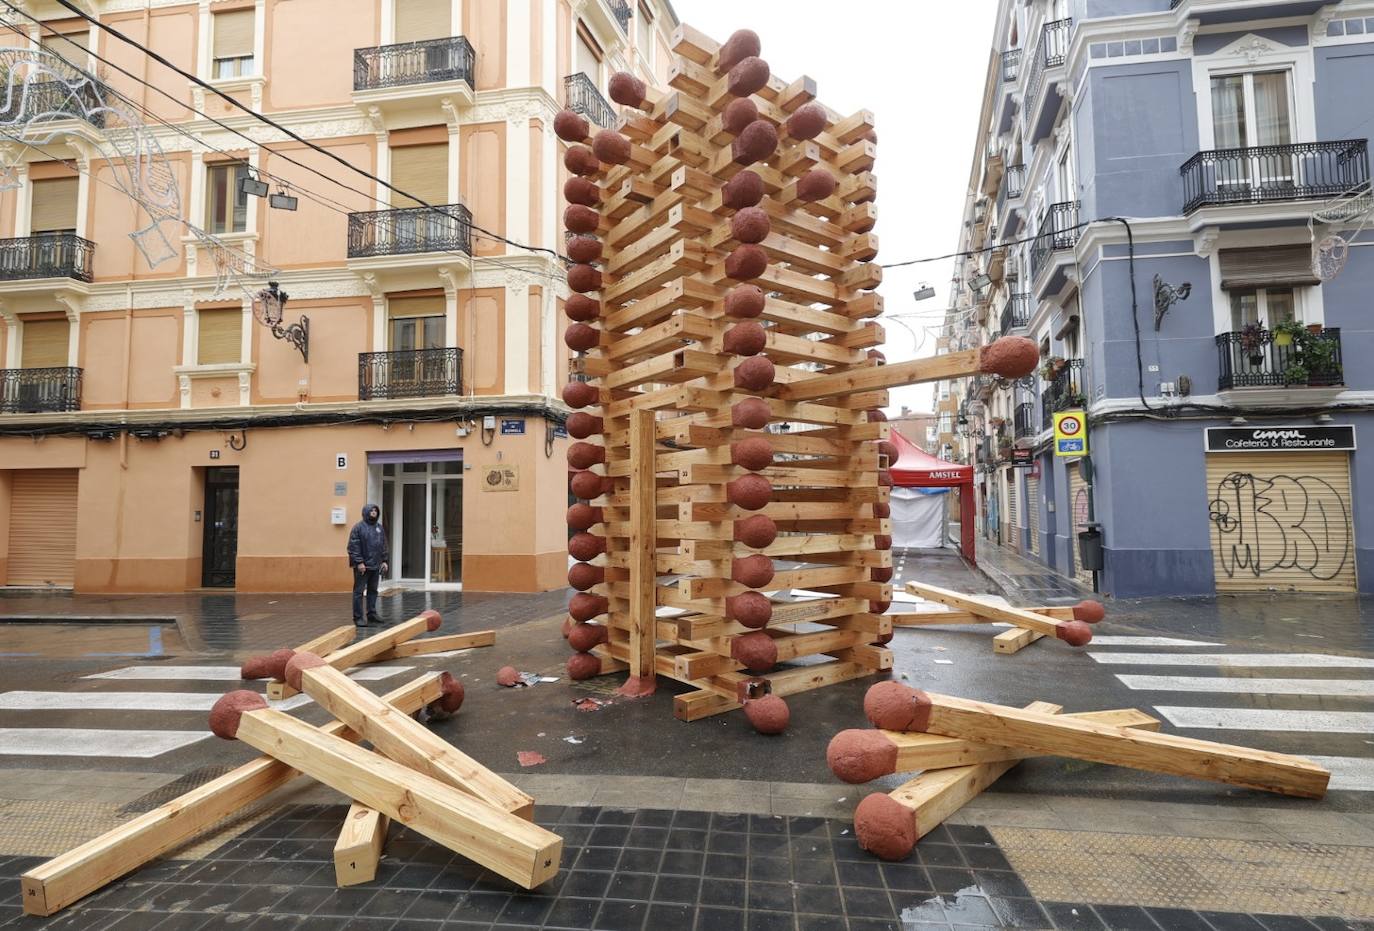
[
  {"left": 1308, "top": 756, "right": 1374, "bottom": 792},
  {"left": 1087, "top": 636, "right": 1224, "bottom": 647},
  {"left": 1116, "top": 675, "right": 1374, "bottom": 697},
  {"left": 1157, "top": 707, "right": 1374, "bottom": 733},
  {"left": 83, "top": 665, "right": 414, "bottom": 682},
  {"left": 0, "top": 728, "right": 210, "bottom": 758},
  {"left": 0, "top": 691, "right": 312, "bottom": 712},
  {"left": 1088, "top": 652, "right": 1374, "bottom": 668}
]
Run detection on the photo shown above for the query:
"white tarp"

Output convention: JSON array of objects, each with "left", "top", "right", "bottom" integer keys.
[{"left": 890, "top": 486, "right": 947, "bottom": 549}]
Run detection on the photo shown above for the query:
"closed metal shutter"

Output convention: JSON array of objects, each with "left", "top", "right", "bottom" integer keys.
[
  {"left": 197, "top": 308, "right": 242, "bottom": 365},
  {"left": 395, "top": 0, "right": 450, "bottom": 43},
  {"left": 1065, "top": 469, "right": 1092, "bottom": 587},
  {"left": 1206, "top": 451, "right": 1356, "bottom": 592},
  {"left": 1004, "top": 470, "right": 1018, "bottom": 549},
  {"left": 212, "top": 9, "right": 255, "bottom": 60},
  {"left": 7, "top": 469, "right": 78, "bottom": 588},
  {"left": 389, "top": 142, "right": 449, "bottom": 208},
  {"left": 1027, "top": 473, "right": 1041, "bottom": 555},
  {"left": 21, "top": 319, "right": 69, "bottom": 368},
  {"left": 30, "top": 177, "right": 78, "bottom": 232}
]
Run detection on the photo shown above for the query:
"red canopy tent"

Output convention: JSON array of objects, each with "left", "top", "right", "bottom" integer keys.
[{"left": 888, "top": 428, "right": 977, "bottom": 565}]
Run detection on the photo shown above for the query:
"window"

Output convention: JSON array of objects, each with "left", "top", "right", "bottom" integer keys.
[
  {"left": 1230, "top": 288, "right": 1296, "bottom": 331},
  {"left": 40, "top": 28, "right": 90, "bottom": 71},
  {"left": 197, "top": 308, "right": 242, "bottom": 365},
  {"left": 212, "top": 9, "right": 255, "bottom": 79},
  {"left": 636, "top": 3, "right": 654, "bottom": 67},
  {"left": 30, "top": 177, "right": 78, "bottom": 234},
  {"left": 394, "top": 0, "right": 449, "bottom": 43},
  {"left": 576, "top": 23, "right": 602, "bottom": 88},
  {"left": 205, "top": 162, "right": 249, "bottom": 234},
  {"left": 1210, "top": 70, "right": 1293, "bottom": 193},
  {"left": 388, "top": 296, "right": 445, "bottom": 351},
  {"left": 21, "top": 319, "right": 69, "bottom": 368}
]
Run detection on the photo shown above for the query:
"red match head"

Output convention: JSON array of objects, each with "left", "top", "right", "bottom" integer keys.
[
  {"left": 717, "top": 29, "right": 762, "bottom": 73},
  {"left": 1073, "top": 600, "right": 1106, "bottom": 623},
  {"left": 979, "top": 336, "right": 1039, "bottom": 379},
  {"left": 786, "top": 102, "right": 827, "bottom": 140},
  {"left": 743, "top": 693, "right": 789, "bottom": 735},
  {"left": 421, "top": 609, "right": 442, "bottom": 632},
  {"left": 731, "top": 630, "right": 778, "bottom": 673},
  {"left": 727, "top": 56, "right": 770, "bottom": 98},
  {"left": 1055, "top": 620, "right": 1094, "bottom": 647},
  {"left": 863, "top": 681, "right": 932, "bottom": 732},
  {"left": 553, "top": 109, "right": 590, "bottom": 143},
  {"left": 607, "top": 71, "right": 646, "bottom": 107},
  {"left": 209, "top": 689, "right": 268, "bottom": 740},
  {"left": 568, "top": 622, "right": 608, "bottom": 653},
  {"left": 854, "top": 792, "right": 917, "bottom": 861},
  {"left": 827, "top": 729, "right": 898, "bottom": 784},
  {"left": 591, "top": 130, "right": 631, "bottom": 165},
  {"left": 567, "top": 652, "right": 601, "bottom": 680},
  {"left": 284, "top": 651, "right": 327, "bottom": 691},
  {"left": 431, "top": 671, "right": 465, "bottom": 714}
]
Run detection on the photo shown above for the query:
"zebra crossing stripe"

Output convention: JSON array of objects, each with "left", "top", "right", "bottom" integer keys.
[
  {"left": 0, "top": 691, "right": 312, "bottom": 712},
  {"left": 1156, "top": 707, "right": 1374, "bottom": 733},
  {"left": 0, "top": 728, "right": 210, "bottom": 758},
  {"left": 1087, "top": 636, "right": 1223, "bottom": 647},
  {"left": 1087, "top": 652, "right": 1374, "bottom": 668},
  {"left": 83, "top": 665, "right": 414, "bottom": 682},
  {"left": 1116, "top": 675, "right": 1374, "bottom": 697},
  {"left": 1307, "top": 756, "right": 1374, "bottom": 792}
]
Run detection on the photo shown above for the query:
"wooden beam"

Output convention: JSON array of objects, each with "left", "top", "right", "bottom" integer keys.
[
  {"left": 879, "top": 687, "right": 1330, "bottom": 799},
  {"left": 629, "top": 409, "right": 658, "bottom": 682},
  {"left": 379, "top": 630, "right": 496, "bottom": 658},
  {"left": 993, "top": 627, "right": 1045, "bottom": 654},
  {"left": 775, "top": 350, "right": 985, "bottom": 402},
  {"left": 334, "top": 804, "right": 388, "bottom": 887},
  {"left": 20, "top": 674, "right": 443, "bottom": 917},
  {"left": 232, "top": 706, "right": 561, "bottom": 888},
  {"left": 269, "top": 611, "right": 438, "bottom": 700},
  {"left": 297, "top": 625, "right": 358, "bottom": 656},
  {"left": 889, "top": 607, "right": 1076, "bottom": 627},
  {"left": 903, "top": 582, "right": 1086, "bottom": 644},
  {"left": 297, "top": 661, "right": 533, "bottom": 819}
]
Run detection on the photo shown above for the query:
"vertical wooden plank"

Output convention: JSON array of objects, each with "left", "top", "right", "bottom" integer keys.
[
  {"left": 333, "top": 804, "right": 389, "bottom": 887},
  {"left": 629, "top": 408, "right": 658, "bottom": 681}
]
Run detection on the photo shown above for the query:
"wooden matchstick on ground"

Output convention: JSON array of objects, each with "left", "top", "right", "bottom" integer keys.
[
  {"left": 208, "top": 691, "right": 562, "bottom": 889},
  {"left": 285, "top": 652, "right": 533, "bottom": 819},
  {"left": 862, "top": 682, "right": 1329, "bottom": 798},
  {"left": 20, "top": 673, "right": 452, "bottom": 917},
  {"left": 887, "top": 600, "right": 1105, "bottom": 627},
  {"left": 263, "top": 609, "right": 444, "bottom": 700},
  {"left": 904, "top": 582, "right": 1095, "bottom": 647}
]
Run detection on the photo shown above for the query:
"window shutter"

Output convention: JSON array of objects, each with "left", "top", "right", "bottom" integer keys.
[
  {"left": 43, "top": 28, "right": 89, "bottom": 64},
  {"left": 394, "top": 0, "right": 450, "bottom": 43},
  {"left": 389, "top": 142, "right": 449, "bottom": 208},
  {"left": 30, "top": 177, "right": 78, "bottom": 232},
  {"left": 1219, "top": 245, "right": 1319, "bottom": 290},
  {"left": 576, "top": 24, "right": 601, "bottom": 83},
  {"left": 197, "top": 308, "right": 243, "bottom": 365},
  {"left": 21, "top": 319, "right": 70, "bottom": 368},
  {"left": 388, "top": 295, "right": 446, "bottom": 318},
  {"left": 212, "top": 9, "right": 255, "bottom": 59}
]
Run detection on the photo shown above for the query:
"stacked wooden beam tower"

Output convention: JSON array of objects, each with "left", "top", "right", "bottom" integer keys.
[{"left": 556, "top": 23, "right": 1040, "bottom": 726}]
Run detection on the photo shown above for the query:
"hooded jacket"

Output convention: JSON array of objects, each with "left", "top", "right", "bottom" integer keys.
[{"left": 347, "top": 502, "right": 390, "bottom": 569}]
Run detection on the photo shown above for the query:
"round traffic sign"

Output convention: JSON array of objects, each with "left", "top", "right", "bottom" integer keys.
[{"left": 1058, "top": 415, "right": 1082, "bottom": 435}]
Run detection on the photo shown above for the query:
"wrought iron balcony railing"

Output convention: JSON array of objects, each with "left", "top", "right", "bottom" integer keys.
[
  {"left": 606, "top": 0, "right": 632, "bottom": 33},
  {"left": 564, "top": 72, "right": 616, "bottom": 130},
  {"left": 996, "top": 164, "right": 1025, "bottom": 218},
  {"left": 0, "top": 232, "right": 95, "bottom": 282},
  {"left": 358, "top": 347, "right": 462, "bottom": 401},
  {"left": 1001, "top": 48, "right": 1021, "bottom": 84},
  {"left": 354, "top": 36, "right": 475, "bottom": 92},
  {"left": 347, "top": 204, "right": 472, "bottom": 258},
  {"left": 1216, "top": 327, "right": 1343, "bottom": 390},
  {"left": 1180, "top": 140, "right": 1369, "bottom": 214},
  {"left": 1000, "top": 293, "right": 1031, "bottom": 334},
  {"left": 1025, "top": 18, "right": 1071, "bottom": 119},
  {"left": 1014, "top": 401, "right": 1036, "bottom": 439},
  {"left": 0, "top": 366, "right": 81, "bottom": 413},
  {"left": 1029, "top": 201, "right": 1080, "bottom": 280},
  {"left": 1041, "top": 357, "right": 1085, "bottom": 430},
  {"left": 0, "top": 78, "right": 107, "bottom": 127}
]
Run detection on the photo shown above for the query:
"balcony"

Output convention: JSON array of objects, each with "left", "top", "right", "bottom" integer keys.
[
  {"left": 1, "top": 366, "right": 82, "bottom": 414},
  {"left": 0, "top": 79, "right": 106, "bottom": 129},
  {"left": 1024, "top": 18, "right": 1071, "bottom": 145},
  {"left": 1001, "top": 49, "right": 1021, "bottom": 84},
  {"left": 1041, "top": 357, "right": 1085, "bottom": 431},
  {"left": 0, "top": 233, "right": 95, "bottom": 284},
  {"left": 359, "top": 347, "right": 462, "bottom": 401},
  {"left": 1014, "top": 401, "right": 1035, "bottom": 439},
  {"left": 1216, "top": 327, "right": 1343, "bottom": 391},
  {"left": 1000, "top": 293, "right": 1031, "bottom": 334},
  {"left": 1180, "top": 140, "right": 1369, "bottom": 215},
  {"left": 347, "top": 204, "right": 472, "bottom": 260},
  {"left": 564, "top": 73, "right": 616, "bottom": 130},
  {"left": 352, "top": 36, "right": 475, "bottom": 121},
  {"left": 606, "top": 0, "right": 632, "bottom": 33},
  {"left": 1170, "top": 0, "right": 1335, "bottom": 23},
  {"left": 1029, "top": 201, "right": 1080, "bottom": 295},
  {"left": 996, "top": 164, "right": 1026, "bottom": 235}
]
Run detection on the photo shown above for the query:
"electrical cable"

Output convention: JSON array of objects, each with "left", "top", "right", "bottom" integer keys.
[{"left": 46, "top": 0, "right": 567, "bottom": 263}]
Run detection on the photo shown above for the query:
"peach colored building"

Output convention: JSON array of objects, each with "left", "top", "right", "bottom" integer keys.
[{"left": 0, "top": 0, "right": 675, "bottom": 593}]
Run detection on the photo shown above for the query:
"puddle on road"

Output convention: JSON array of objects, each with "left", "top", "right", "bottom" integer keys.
[{"left": 0, "top": 620, "right": 184, "bottom": 658}]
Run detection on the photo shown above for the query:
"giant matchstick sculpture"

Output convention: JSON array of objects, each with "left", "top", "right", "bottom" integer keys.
[{"left": 557, "top": 24, "right": 1040, "bottom": 727}]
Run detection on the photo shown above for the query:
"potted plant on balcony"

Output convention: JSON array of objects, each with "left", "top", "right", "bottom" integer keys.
[
  {"left": 1040, "top": 356, "right": 1066, "bottom": 381},
  {"left": 1299, "top": 333, "right": 1340, "bottom": 384},
  {"left": 997, "top": 436, "right": 1013, "bottom": 460},
  {"left": 1239, "top": 323, "right": 1265, "bottom": 365},
  {"left": 1272, "top": 319, "right": 1305, "bottom": 347},
  {"left": 1283, "top": 360, "right": 1310, "bottom": 386}
]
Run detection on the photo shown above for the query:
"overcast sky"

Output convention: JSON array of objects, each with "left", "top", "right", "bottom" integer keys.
[{"left": 674, "top": 0, "right": 999, "bottom": 414}]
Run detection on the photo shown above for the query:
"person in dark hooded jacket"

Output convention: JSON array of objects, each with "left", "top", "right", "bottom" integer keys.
[{"left": 347, "top": 502, "right": 389, "bottom": 626}]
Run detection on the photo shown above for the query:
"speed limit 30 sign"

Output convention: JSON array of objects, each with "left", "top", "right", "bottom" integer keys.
[{"left": 1053, "top": 410, "right": 1088, "bottom": 457}]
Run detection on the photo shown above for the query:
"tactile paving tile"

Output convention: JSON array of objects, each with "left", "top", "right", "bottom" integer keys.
[
  {"left": 993, "top": 826, "right": 1374, "bottom": 918},
  {"left": 118, "top": 765, "right": 239, "bottom": 814},
  {"left": 0, "top": 798, "right": 125, "bottom": 856}
]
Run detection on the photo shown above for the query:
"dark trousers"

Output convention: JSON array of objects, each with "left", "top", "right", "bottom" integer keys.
[{"left": 352, "top": 568, "right": 380, "bottom": 622}]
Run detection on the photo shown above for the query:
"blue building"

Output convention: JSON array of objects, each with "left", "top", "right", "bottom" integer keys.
[{"left": 944, "top": 0, "right": 1374, "bottom": 596}]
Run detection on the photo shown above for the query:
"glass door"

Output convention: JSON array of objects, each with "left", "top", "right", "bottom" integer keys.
[
  {"left": 1210, "top": 70, "right": 1293, "bottom": 198},
  {"left": 375, "top": 460, "right": 462, "bottom": 588}
]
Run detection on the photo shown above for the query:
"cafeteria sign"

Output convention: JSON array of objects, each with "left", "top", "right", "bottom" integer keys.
[{"left": 1053, "top": 410, "right": 1088, "bottom": 457}]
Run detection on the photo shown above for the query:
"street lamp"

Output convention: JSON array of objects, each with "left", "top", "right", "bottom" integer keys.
[
  {"left": 253, "top": 281, "right": 310, "bottom": 363},
  {"left": 912, "top": 283, "right": 936, "bottom": 301}
]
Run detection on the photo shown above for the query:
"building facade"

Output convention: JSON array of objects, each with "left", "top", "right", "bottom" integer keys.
[
  {"left": 0, "top": 0, "right": 675, "bottom": 594},
  {"left": 944, "top": 0, "right": 1374, "bottom": 596}
]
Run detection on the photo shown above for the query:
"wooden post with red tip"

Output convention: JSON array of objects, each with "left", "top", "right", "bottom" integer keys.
[{"left": 267, "top": 609, "right": 444, "bottom": 700}]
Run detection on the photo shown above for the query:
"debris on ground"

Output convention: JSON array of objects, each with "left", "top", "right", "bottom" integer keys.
[{"left": 517, "top": 751, "right": 548, "bottom": 767}]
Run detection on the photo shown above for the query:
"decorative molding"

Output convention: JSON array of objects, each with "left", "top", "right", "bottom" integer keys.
[
  {"left": 365, "top": 106, "right": 386, "bottom": 135},
  {"left": 1195, "top": 227, "right": 1220, "bottom": 258},
  {"left": 1180, "top": 18, "right": 1200, "bottom": 54},
  {"left": 1234, "top": 35, "right": 1278, "bottom": 65}
]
